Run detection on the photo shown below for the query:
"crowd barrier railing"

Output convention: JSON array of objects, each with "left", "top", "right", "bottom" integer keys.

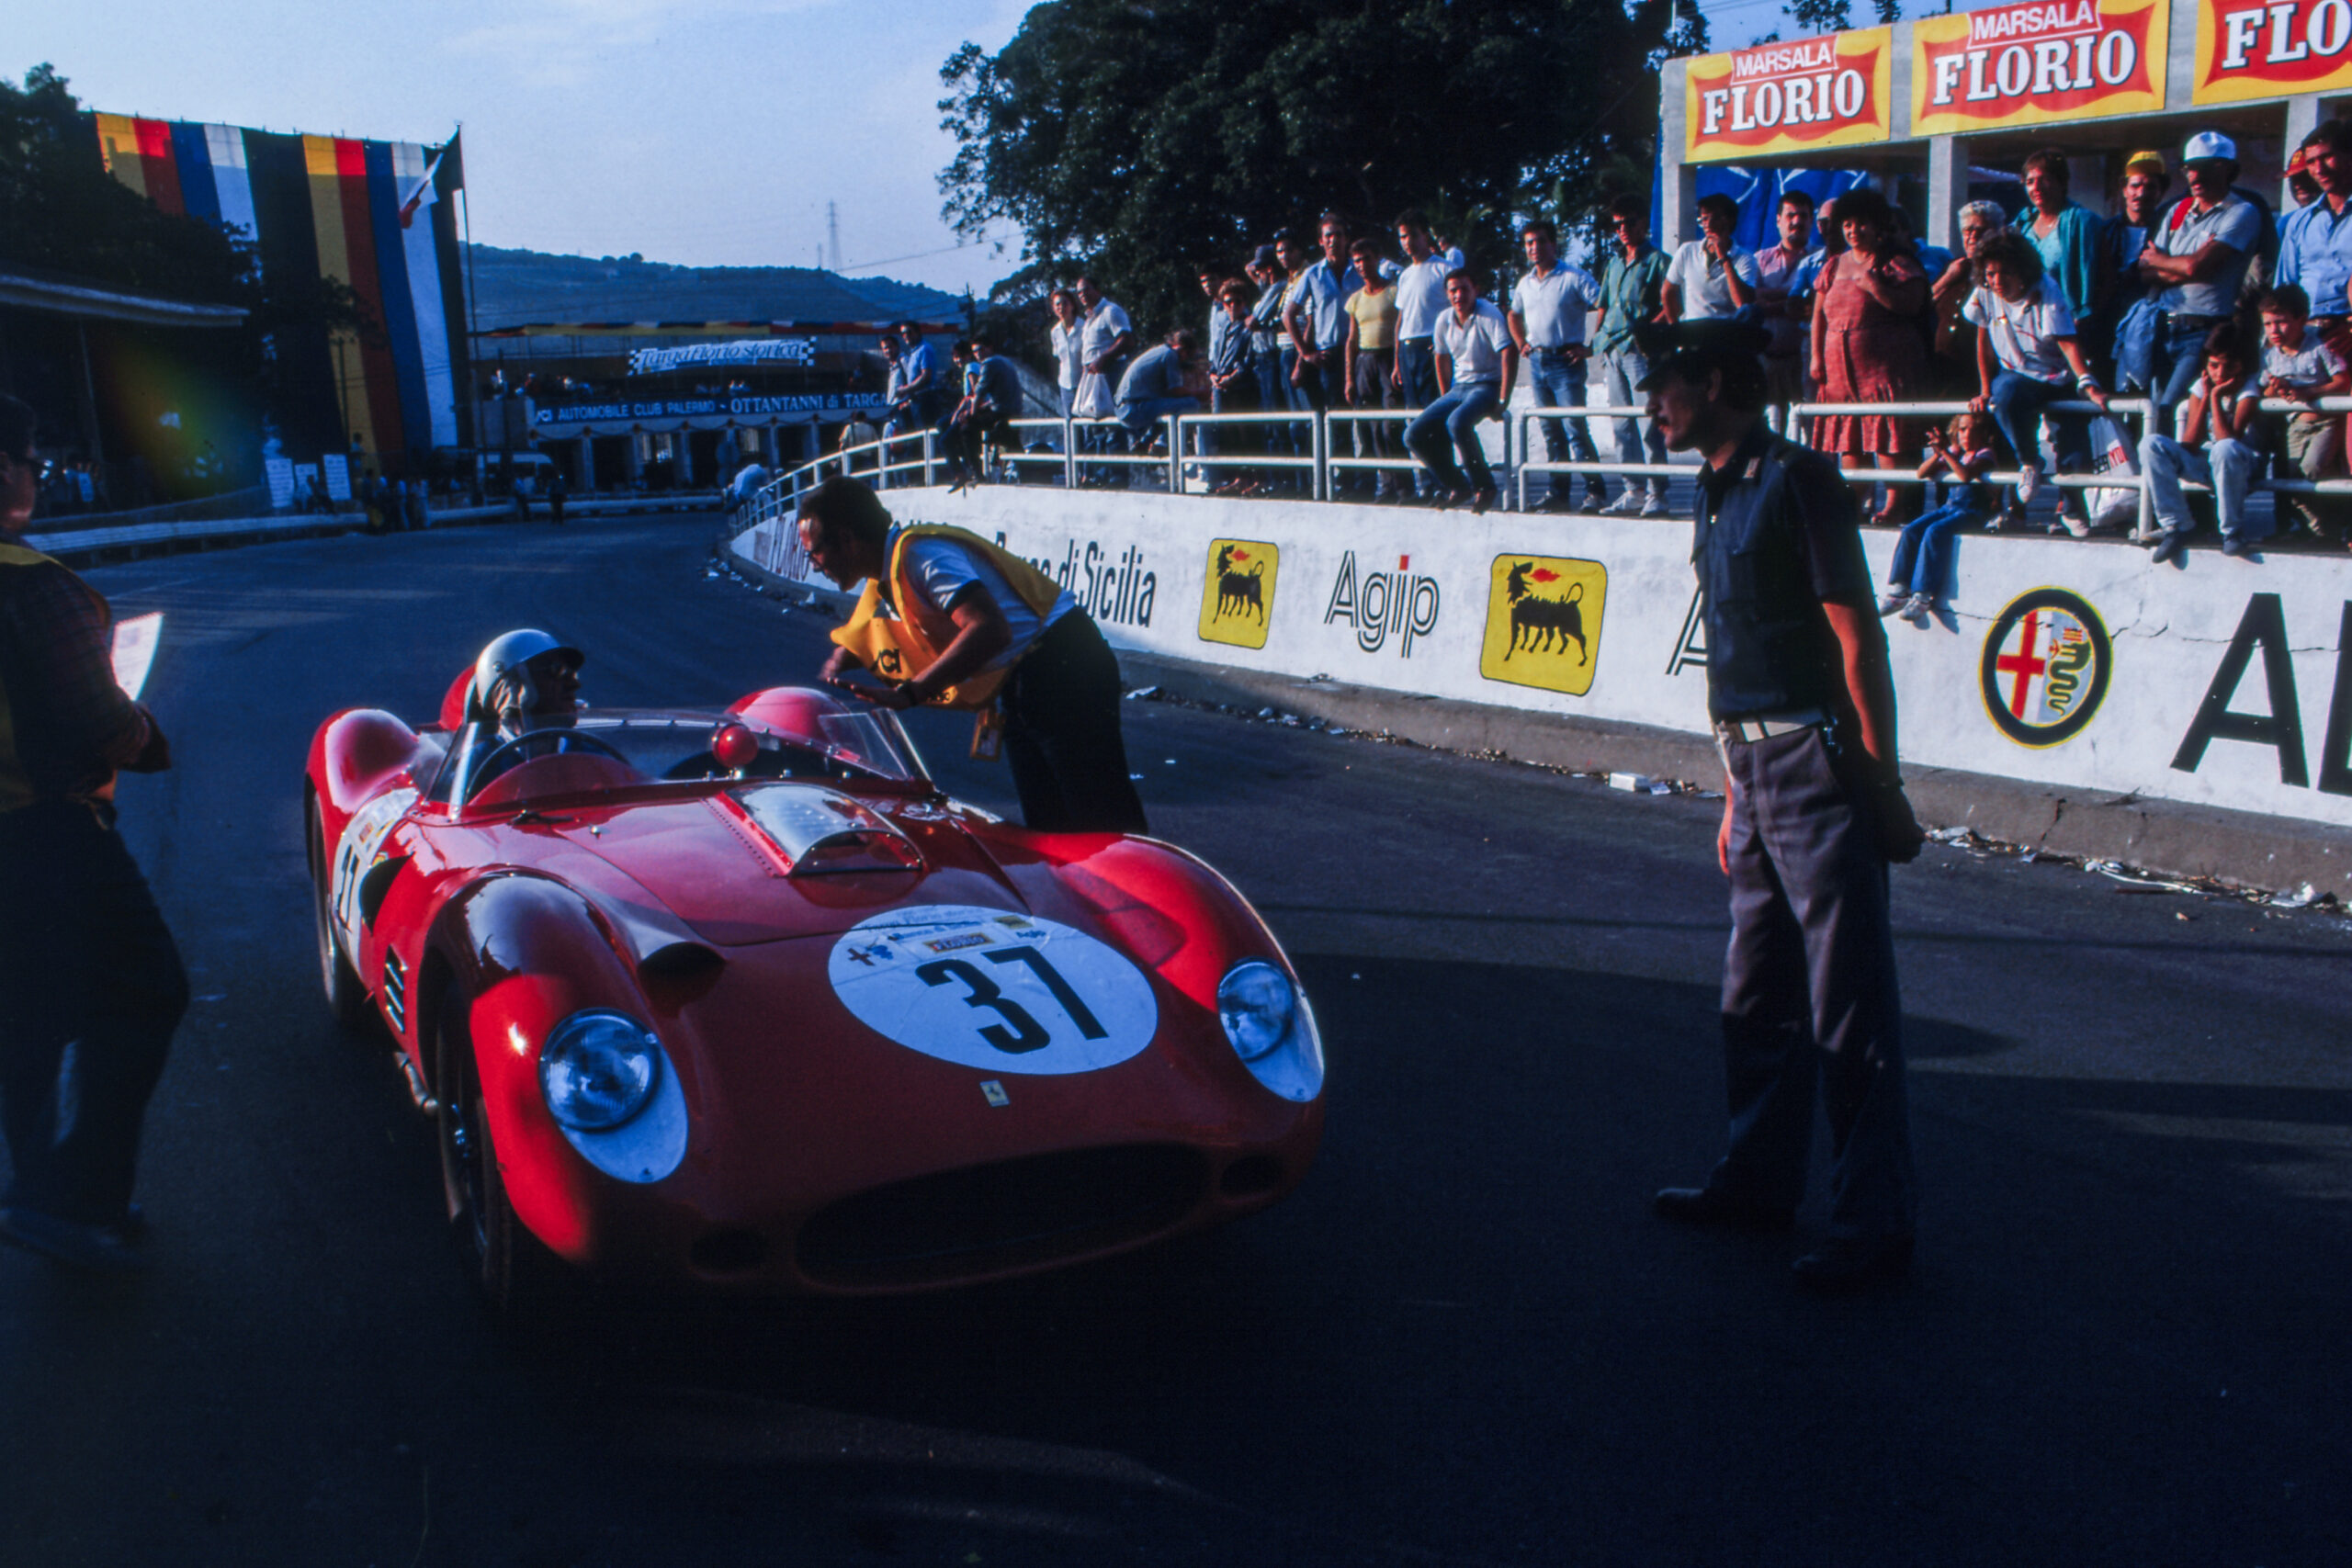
[{"left": 750, "top": 391, "right": 2352, "bottom": 549}]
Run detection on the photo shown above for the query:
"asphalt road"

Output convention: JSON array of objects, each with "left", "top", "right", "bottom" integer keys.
[{"left": 4, "top": 512, "right": 2349, "bottom": 1568}]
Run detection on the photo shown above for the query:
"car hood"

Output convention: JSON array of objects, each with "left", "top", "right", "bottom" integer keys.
[{"left": 529, "top": 784, "right": 1030, "bottom": 947}]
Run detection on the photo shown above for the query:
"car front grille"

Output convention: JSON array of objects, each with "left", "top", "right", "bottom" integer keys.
[{"left": 795, "top": 1144, "right": 1207, "bottom": 1289}]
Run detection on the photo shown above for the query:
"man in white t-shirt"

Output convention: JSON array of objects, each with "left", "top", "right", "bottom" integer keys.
[
  {"left": 1664, "top": 194, "right": 1760, "bottom": 322},
  {"left": 1074, "top": 275, "right": 1134, "bottom": 474},
  {"left": 1404, "top": 270, "right": 1518, "bottom": 510},
  {"left": 1047, "top": 288, "right": 1083, "bottom": 418},
  {"left": 1391, "top": 209, "right": 1466, "bottom": 411},
  {"left": 1510, "top": 218, "right": 1606, "bottom": 512}
]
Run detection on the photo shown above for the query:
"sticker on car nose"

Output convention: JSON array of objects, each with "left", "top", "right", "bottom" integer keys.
[{"left": 827, "top": 905, "right": 1159, "bottom": 1074}]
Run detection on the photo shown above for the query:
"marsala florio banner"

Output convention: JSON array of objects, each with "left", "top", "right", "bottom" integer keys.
[
  {"left": 1683, "top": 28, "right": 1894, "bottom": 162},
  {"left": 2197, "top": 0, "right": 2352, "bottom": 102},
  {"left": 1912, "top": 0, "right": 2169, "bottom": 135}
]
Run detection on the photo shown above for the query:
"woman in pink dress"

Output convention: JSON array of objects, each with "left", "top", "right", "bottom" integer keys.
[{"left": 1809, "top": 186, "right": 1931, "bottom": 525}]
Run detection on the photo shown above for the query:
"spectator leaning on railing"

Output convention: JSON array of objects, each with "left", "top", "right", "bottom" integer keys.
[
  {"left": 1962, "top": 229, "right": 2109, "bottom": 536},
  {"left": 2254, "top": 283, "right": 2350, "bottom": 546},
  {"left": 1345, "top": 239, "right": 1404, "bottom": 502},
  {"left": 2139, "top": 321, "right": 2267, "bottom": 564},
  {"left": 1594, "top": 195, "right": 1673, "bottom": 517},
  {"left": 2132, "top": 132, "right": 2262, "bottom": 417},
  {"left": 1510, "top": 218, "right": 1606, "bottom": 513}
]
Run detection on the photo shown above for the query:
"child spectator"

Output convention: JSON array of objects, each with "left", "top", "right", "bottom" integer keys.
[
  {"left": 2254, "top": 284, "right": 2349, "bottom": 543},
  {"left": 1882, "top": 411, "right": 1998, "bottom": 625},
  {"left": 1962, "top": 231, "right": 2109, "bottom": 535},
  {"left": 2140, "top": 323, "right": 2266, "bottom": 563}
]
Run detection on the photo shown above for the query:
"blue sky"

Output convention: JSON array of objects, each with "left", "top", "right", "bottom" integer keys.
[{"left": 13, "top": 0, "right": 1033, "bottom": 297}]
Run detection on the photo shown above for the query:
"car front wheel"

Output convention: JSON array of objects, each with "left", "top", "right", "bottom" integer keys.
[
  {"left": 308, "top": 792, "right": 373, "bottom": 1035},
  {"left": 435, "top": 992, "right": 564, "bottom": 1315}
]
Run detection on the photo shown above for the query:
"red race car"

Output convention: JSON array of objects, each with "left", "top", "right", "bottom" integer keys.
[{"left": 305, "top": 663, "right": 1323, "bottom": 1309}]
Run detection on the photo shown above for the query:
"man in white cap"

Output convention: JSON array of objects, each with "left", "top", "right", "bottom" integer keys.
[{"left": 2135, "top": 131, "right": 2263, "bottom": 413}]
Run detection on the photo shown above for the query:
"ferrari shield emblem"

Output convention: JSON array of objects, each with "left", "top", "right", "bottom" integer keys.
[
  {"left": 1197, "top": 539, "right": 1279, "bottom": 650},
  {"left": 1979, "top": 588, "right": 2110, "bottom": 748},
  {"left": 1478, "top": 554, "right": 1607, "bottom": 695}
]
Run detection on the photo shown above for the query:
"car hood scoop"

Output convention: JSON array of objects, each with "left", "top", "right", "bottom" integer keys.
[{"left": 548, "top": 787, "right": 1016, "bottom": 947}]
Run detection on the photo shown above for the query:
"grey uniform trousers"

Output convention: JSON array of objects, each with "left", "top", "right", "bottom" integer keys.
[{"left": 1713, "top": 724, "right": 1916, "bottom": 1239}]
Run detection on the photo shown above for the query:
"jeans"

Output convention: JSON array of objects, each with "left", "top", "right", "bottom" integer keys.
[
  {"left": 1117, "top": 396, "right": 1199, "bottom": 443},
  {"left": 1524, "top": 348, "right": 1605, "bottom": 506},
  {"left": 2146, "top": 313, "right": 2221, "bottom": 421},
  {"left": 1405, "top": 380, "right": 1502, "bottom": 495},
  {"left": 0, "top": 802, "right": 187, "bottom": 1225},
  {"left": 1986, "top": 370, "right": 2090, "bottom": 515},
  {"left": 1254, "top": 355, "right": 1295, "bottom": 467},
  {"left": 1887, "top": 499, "right": 1984, "bottom": 597},
  {"left": 2141, "top": 433, "right": 2264, "bottom": 540},
  {"left": 1396, "top": 339, "right": 1440, "bottom": 494},
  {"left": 1714, "top": 725, "right": 1915, "bottom": 1240},
  {"left": 1599, "top": 346, "right": 1669, "bottom": 499},
  {"left": 1352, "top": 349, "right": 1401, "bottom": 496}
]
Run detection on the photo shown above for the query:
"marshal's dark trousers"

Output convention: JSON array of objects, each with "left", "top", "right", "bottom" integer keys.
[
  {"left": 1713, "top": 724, "right": 1915, "bottom": 1239},
  {"left": 0, "top": 801, "right": 187, "bottom": 1225},
  {"left": 1000, "top": 613, "right": 1149, "bottom": 836}
]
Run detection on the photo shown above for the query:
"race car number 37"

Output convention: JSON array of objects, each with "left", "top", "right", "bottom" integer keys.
[{"left": 827, "top": 906, "right": 1159, "bottom": 1074}]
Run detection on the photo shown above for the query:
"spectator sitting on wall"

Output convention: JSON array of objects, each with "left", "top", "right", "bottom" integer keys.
[
  {"left": 1756, "top": 190, "right": 1818, "bottom": 412},
  {"left": 2140, "top": 322, "right": 2266, "bottom": 564},
  {"left": 2133, "top": 132, "right": 2264, "bottom": 416},
  {"left": 1882, "top": 410, "right": 2001, "bottom": 626},
  {"left": 1663, "top": 194, "right": 1758, "bottom": 322},
  {"left": 2254, "top": 283, "right": 2349, "bottom": 546},
  {"left": 1115, "top": 329, "right": 1204, "bottom": 451},
  {"left": 1963, "top": 229, "right": 2109, "bottom": 536},
  {"left": 946, "top": 334, "right": 1023, "bottom": 489},
  {"left": 1405, "top": 268, "right": 1517, "bottom": 513}
]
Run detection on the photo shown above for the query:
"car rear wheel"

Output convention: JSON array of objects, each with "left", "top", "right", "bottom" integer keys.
[
  {"left": 308, "top": 793, "right": 373, "bottom": 1034},
  {"left": 435, "top": 991, "right": 564, "bottom": 1314}
]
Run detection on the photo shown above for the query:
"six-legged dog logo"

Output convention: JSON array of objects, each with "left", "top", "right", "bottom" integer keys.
[
  {"left": 1501, "top": 562, "right": 1589, "bottom": 664},
  {"left": 1197, "top": 538, "right": 1281, "bottom": 650},
  {"left": 1479, "top": 553, "right": 1607, "bottom": 696}
]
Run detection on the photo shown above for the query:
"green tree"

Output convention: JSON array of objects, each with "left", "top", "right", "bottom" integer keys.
[{"left": 938, "top": 0, "right": 1696, "bottom": 334}]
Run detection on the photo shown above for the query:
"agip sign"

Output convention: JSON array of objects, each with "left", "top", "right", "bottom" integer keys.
[
  {"left": 1912, "top": 0, "right": 2169, "bottom": 134},
  {"left": 1684, "top": 28, "right": 1894, "bottom": 162},
  {"left": 2196, "top": 0, "right": 2352, "bottom": 102}
]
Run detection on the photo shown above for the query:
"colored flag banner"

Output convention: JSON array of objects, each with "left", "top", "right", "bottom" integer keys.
[
  {"left": 1912, "top": 0, "right": 2168, "bottom": 135},
  {"left": 1684, "top": 28, "right": 1894, "bottom": 163},
  {"left": 2196, "top": 0, "right": 2352, "bottom": 102}
]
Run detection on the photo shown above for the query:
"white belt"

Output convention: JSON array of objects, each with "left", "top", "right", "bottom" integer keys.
[{"left": 1716, "top": 709, "right": 1826, "bottom": 744}]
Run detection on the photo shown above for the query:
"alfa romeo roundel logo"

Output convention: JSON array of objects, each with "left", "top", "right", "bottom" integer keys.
[{"left": 1979, "top": 588, "right": 2111, "bottom": 748}]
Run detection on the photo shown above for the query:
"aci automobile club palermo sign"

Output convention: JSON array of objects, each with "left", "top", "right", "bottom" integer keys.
[
  {"left": 1685, "top": 28, "right": 1893, "bottom": 162},
  {"left": 1912, "top": 0, "right": 2168, "bottom": 135}
]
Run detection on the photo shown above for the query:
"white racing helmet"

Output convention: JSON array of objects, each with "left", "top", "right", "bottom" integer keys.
[{"left": 471, "top": 629, "right": 583, "bottom": 722}]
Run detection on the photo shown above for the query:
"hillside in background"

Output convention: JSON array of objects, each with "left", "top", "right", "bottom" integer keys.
[{"left": 465, "top": 243, "right": 968, "bottom": 327}]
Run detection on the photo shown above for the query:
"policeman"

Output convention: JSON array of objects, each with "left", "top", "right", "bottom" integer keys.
[
  {"left": 797, "top": 476, "right": 1148, "bottom": 834},
  {"left": 0, "top": 394, "right": 186, "bottom": 1273},
  {"left": 1640, "top": 323, "right": 1927, "bottom": 1292}
]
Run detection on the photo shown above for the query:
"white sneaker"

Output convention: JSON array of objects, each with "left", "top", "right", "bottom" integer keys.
[
  {"left": 1901, "top": 593, "right": 1934, "bottom": 624},
  {"left": 1640, "top": 494, "right": 1670, "bottom": 518},
  {"left": 2016, "top": 464, "right": 2041, "bottom": 505},
  {"left": 2057, "top": 509, "right": 2090, "bottom": 538},
  {"left": 1878, "top": 592, "right": 1909, "bottom": 616},
  {"left": 1600, "top": 491, "right": 1641, "bottom": 516}
]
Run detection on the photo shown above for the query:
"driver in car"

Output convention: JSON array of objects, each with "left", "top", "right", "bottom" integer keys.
[{"left": 453, "top": 630, "right": 588, "bottom": 797}]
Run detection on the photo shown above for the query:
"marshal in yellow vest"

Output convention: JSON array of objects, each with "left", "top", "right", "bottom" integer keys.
[{"left": 829, "top": 525, "right": 1065, "bottom": 710}]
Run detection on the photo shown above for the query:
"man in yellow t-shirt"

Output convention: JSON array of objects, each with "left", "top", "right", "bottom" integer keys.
[{"left": 1344, "top": 239, "right": 1403, "bottom": 500}]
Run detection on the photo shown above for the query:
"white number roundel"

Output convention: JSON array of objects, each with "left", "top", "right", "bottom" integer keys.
[{"left": 827, "top": 905, "right": 1159, "bottom": 1075}]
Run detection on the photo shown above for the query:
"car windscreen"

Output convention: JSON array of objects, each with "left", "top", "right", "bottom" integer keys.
[{"left": 426, "top": 707, "right": 926, "bottom": 804}]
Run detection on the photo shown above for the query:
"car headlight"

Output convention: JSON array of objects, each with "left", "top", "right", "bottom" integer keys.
[
  {"left": 1217, "top": 960, "right": 1323, "bottom": 1101},
  {"left": 538, "top": 1010, "right": 662, "bottom": 1131}
]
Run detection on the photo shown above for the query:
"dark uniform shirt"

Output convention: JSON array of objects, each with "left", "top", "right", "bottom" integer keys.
[
  {"left": 0, "top": 555, "right": 153, "bottom": 810},
  {"left": 1692, "top": 420, "right": 1874, "bottom": 721}
]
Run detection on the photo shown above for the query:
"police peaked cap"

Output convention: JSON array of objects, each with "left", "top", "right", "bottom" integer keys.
[{"left": 1634, "top": 318, "right": 1773, "bottom": 390}]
